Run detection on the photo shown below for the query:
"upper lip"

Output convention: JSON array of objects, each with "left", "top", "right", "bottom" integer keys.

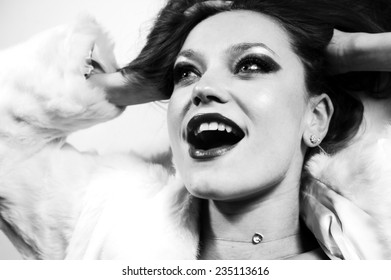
[{"left": 186, "top": 113, "right": 245, "bottom": 142}]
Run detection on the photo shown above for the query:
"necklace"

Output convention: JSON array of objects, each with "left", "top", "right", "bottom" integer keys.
[{"left": 206, "top": 231, "right": 300, "bottom": 245}]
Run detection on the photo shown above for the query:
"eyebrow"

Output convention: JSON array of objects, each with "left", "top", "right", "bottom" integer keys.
[
  {"left": 227, "top": 42, "right": 277, "bottom": 56},
  {"left": 176, "top": 49, "right": 205, "bottom": 62},
  {"left": 176, "top": 42, "right": 277, "bottom": 63}
]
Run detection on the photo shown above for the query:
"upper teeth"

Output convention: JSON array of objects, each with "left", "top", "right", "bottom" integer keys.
[{"left": 196, "top": 122, "right": 233, "bottom": 135}]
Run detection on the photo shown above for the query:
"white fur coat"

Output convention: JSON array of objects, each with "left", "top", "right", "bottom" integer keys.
[{"left": 0, "top": 17, "right": 390, "bottom": 260}]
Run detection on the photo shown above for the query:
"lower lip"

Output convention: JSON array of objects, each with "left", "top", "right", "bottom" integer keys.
[{"left": 189, "top": 144, "right": 237, "bottom": 160}]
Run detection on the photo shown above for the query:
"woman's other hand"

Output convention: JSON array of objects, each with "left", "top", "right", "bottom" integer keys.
[
  {"left": 327, "top": 29, "right": 391, "bottom": 74},
  {"left": 326, "top": 29, "right": 358, "bottom": 74}
]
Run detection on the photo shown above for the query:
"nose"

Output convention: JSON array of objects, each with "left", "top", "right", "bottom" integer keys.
[{"left": 191, "top": 76, "right": 228, "bottom": 106}]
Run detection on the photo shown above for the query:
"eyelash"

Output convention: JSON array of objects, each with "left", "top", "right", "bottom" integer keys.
[
  {"left": 173, "top": 63, "right": 200, "bottom": 85},
  {"left": 233, "top": 55, "right": 281, "bottom": 75},
  {"left": 172, "top": 55, "right": 280, "bottom": 85}
]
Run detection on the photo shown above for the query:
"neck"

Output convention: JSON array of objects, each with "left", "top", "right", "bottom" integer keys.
[{"left": 198, "top": 180, "right": 318, "bottom": 259}]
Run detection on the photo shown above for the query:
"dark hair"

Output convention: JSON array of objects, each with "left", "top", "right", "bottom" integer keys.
[{"left": 121, "top": 0, "right": 391, "bottom": 153}]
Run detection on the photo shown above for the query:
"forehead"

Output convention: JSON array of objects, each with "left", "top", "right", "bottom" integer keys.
[{"left": 181, "top": 10, "right": 292, "bottom": 55}]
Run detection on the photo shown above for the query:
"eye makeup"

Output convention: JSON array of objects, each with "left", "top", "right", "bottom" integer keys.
[
  {"left": 173, "top": 61, "right": 201, "bottom": 86},
  {"left": 232, "top": 53, "right": 281, "bottom": 75},
  {"left": 172, "top": 44, "right": 282, "bottom": 86}
]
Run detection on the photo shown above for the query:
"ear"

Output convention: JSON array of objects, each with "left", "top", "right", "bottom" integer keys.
[{"left": 303, "top": 93, "right": 334, "bottom": 147}]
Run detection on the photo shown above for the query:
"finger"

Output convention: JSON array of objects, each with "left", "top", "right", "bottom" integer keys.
[
  {"left": 325, "top": 29, "right": 357, "bottom": 75},
  {"left": 87, "top": 72, "right": 125, "bottom": 90},
  {"left": 88, "top": 72, "right": 168, "bottom": 106}
]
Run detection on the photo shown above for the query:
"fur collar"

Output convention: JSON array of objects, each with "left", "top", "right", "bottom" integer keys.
[{"left": 303, "top": 126, "right": 391, "bottom": 259}]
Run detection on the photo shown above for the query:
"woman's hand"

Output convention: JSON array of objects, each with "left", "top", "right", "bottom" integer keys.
[
  {"left": 327, "top": 29, "right": 391, "bottom": 74},
  {"left": 88, "top": 71, "right": 168, "bottom": 107},
  {"left": 326, "top": 30, "right": 359, "bottom": 74},
  {"left": 0, "top": 15, "right": 168, "bottom": 142},
  {"left": 85, "top": 43, "right": 167, "bottom": 107}
]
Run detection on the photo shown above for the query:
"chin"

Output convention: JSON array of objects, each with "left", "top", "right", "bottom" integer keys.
[
  {"left": 182, "top": 176, "right": 240, "bottom": 201},
  {"left": 188, "top": 189, "right": 231, "bottom": 201},
  {"left": 182, "top": 176, "right": 225, "bottom": 200}
]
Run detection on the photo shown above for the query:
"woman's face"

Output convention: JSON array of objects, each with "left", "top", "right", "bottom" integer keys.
[{"left": 168, "top": 11, "right": 310, "bottom": 201}]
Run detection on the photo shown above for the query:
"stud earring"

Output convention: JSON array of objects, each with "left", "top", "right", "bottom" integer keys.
[{"left": 310, "top": 135, "right": 321, "bottom": 145}]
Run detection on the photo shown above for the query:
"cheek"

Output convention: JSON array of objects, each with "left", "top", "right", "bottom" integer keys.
[
  {"left": 242, "top": 81, "right": 307, "bottom": 133},
  {"left": 167, "top": 90, "right": 188, "bottom": 158},
  {"left": 167, "top": 99, "right": 179, "bottom": 147},
  {"left": 242, "top": 82, "right": 308, "bottom": 168}
]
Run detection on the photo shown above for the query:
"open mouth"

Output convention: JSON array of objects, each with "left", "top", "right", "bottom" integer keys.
[{"left": 186, "top": 113, "right": 245, "bottom": 159}]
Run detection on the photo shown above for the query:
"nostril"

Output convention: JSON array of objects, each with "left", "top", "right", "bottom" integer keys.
[
  {"left": 192, "top": 96, "right": 201, "bottom": 106},
  {"left": 191, "top": 81, "right": 228, "bottom": 105},
  {"left": 192, "top": 94, "right": 224, "bottom": 106},
  {"left": 207, "top": 95, "right": 224, "bottom": 103}
]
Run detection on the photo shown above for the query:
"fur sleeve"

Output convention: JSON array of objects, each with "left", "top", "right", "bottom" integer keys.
[
  {"left": 0, "top": 15, "right": 122, "bottom": 149},
  {"left": 0, "top": 16, "right": 121, "bottom": 259}
]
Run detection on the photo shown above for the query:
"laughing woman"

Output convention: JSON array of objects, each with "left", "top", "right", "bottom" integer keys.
[{"left": 1, "top": 0, "right": 391, "bottom": 259}]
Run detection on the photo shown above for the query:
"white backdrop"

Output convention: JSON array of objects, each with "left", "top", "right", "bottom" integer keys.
[{"left": 0, "top": 0, "right": 169, "bottom": 259}]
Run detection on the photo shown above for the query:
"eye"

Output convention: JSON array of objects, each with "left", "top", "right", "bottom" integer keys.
[
  {"left": 234, "top": 55, "right": 281, "bottom": 75},
  {"left": 173, "top": 63, "right": 201, "bottom": 85}
]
